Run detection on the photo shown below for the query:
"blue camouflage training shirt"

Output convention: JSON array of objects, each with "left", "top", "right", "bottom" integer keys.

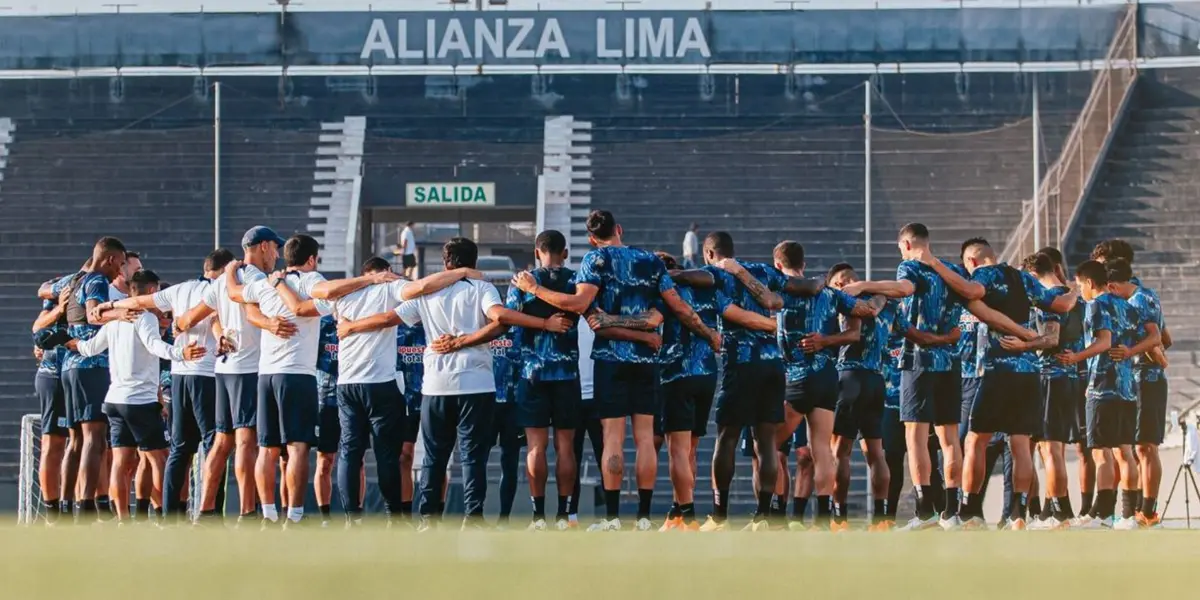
[
  {"left": 660, "top": 283, "right": 729, "bottom": 384},
  {"left": 708, "top": 261, "right": 788, "bottom": 365},
  {"left": 1084, "top": 293, "right": 1138, "bottom": 403},
  {"left": 1127, "top": 288, "right": 1165, "bottom": 384},
  {"left": 507, "top": 268, "right": 578, "bottom": 382},
  {"left": 577, "top": 246, "right": 674, "bottom": 364},
  {"left": 970, "top": 264, "right": 1062, "bottom": 373},
  {"left": 896, "top": 260, "right": 966, "bottom": 372},
  {"left": 779, "top": 286, "right": 858, "bottom": 381},
  {"left": 883, "top": 305, "right": 907, "bottom": 410},
  {"left": 64, "top": 271, "right": 110, "bottom": 371},
  {"left": 491, "top": 331, "right": 519, "bottom": 403},
  {"left": 396, "top": 323, "right": 426, "bottom": 406},
  {"left": 35, "top": 297, "right": 63, "bottom": 378},
  {"left": 1038, "top": 286, "right": 1085, "bottom": 380},
  {"left": 957, "top": 310, "right": 987, "bottom": 379},
  {"left": 838, "top": 297, "right": 897, "bottom": 374},
  {"left": 316, "top": 315, "right": 339, "bottom": 405}
]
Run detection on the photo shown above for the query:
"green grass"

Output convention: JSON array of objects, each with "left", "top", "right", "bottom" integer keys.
[{"left": 2, "top": 526, "right": 1195, "bottom": 598}]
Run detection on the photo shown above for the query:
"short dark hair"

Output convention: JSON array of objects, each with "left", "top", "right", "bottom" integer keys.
[
  {"left": 129, "top": 269, "right": 161, "bottom": 294},
  {"left": 1023, "top": 252, "right": 1056, "bottom": 277},
  {"left": 585, "top": 210, "right": 617, "bottom": 240},
  {"left": 1075, "top": 260, "right": 1108, "bottom": 288},
  {"left": 960, "top": 237, "right": 990, "bottom": 259},
  {"left": 204, "top": 248, "right": 235, "bottom": 273},
  {"left": 283, "top": 234, "right": 320, "bottom": 268},
  {"left": 773, "top": 241, "right": 805, "bottom": 270},
  {"left": 125, "top": 251, "right": 141, "bottom": 260},
  {"left": 827, "top": 262, "right": 855, "bottom": 280},
  {"left": 704, "top": 231, "right": 735, "bottom": 258},
  {"left": 535, "top": 230, "right": 567, "bottom": 255},
  {"left": 405, "top": 221, "right": 415, "bottom": 227},
  {"left": 654, "top": 251, "right": 679, "bottom": 270},
  {"left": 1105, "top": 258, "right": 1133, "bottom": 283},
  {"left": 96, "top": 236, "right": 126, "bottom": 255},
  {"left": 898, "top": 223, "right": 929, "bottom": 241},
  {"left": 361, "top": 256, "right": 392, "bottom": 274},
  {"left": 1036, "top": 246, "right": 1064, "bottom": 266},
  {"left": 443, "top": 237, "right": 478, "bottom": 269},
  {"left": 1091, "top": 239, "right": 1134, "bottom": 264}
]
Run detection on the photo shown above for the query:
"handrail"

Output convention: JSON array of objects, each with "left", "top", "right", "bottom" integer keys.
[{"left": 1000, "top": 1, "right": 1138, "bottom": 264}]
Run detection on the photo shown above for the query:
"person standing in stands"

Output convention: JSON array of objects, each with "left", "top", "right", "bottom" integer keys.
[
  {"left": 397, "top": 316, "right": 427, "bottom": 522},
  {"left": 682, "top": 223, "right": 700, "bottom": 269},
  {"left": 397, "top": 221, "right": 418, "bottom": 279}
]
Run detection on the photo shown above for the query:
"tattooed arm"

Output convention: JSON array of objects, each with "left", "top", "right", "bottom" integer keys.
[
  {"left": 585, "top": 307, "right": 664, "bottom": 331},
  {"left": 782, "top": 275, "right": 826, "bottom": 298},
  {"left": 661, "top": 288, "right": 721, "bottom": 351},
  {"left": 715, "top": 259, "right": 783, "bottom": 310},
  {"left": 669, "top": 269, "right": 716, "bottom": 288},
  {"left": 1000, "top": 320, "right": 1060, "bottom": 352}
]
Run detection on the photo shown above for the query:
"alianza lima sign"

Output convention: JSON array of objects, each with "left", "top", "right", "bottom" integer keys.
[{"left": 406, "top": 183, "right": 495, "bottom": 206}]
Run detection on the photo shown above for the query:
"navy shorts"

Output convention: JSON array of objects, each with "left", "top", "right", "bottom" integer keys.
[
  {"left": 491, "top": 402, "right": 525, "bottom": 450},
  {"left": 715, "top": 360, "right": 785, "bottom": 427},
  {"left": 785, "top": 366, "right": 839, "bottom": 415},
  {"left": 662, "top": 374, "right": 717, "bottom": 435},
  {"left": 1087, "top": 398, "right": 1136, "bottom": 449},
  {"left": 791, "top": 421, "right": 808, "bottom": 451},
  {"left": 517, "top": 378, "right": 582, "bottom": 430},
  {"left": 317, "top": 402, "right": 340, "bottom": 454},
  {"left": 105, "top": 402, "right": 169, "bottom": 451},
  {"left": 833, "top": 370, "right": 885, "bottom": 440},
  {"left": 215, "top": 372, "right": 257, "bottom": 433},
  {"left": 403, "top": 392, "right": 422, "bottom": 445},
  {"left": 1041, "top": 376, "right": 1079, "bottom": 443},
  {"left": 1068, "top": 374, "right": 1088, "bottom": 445},
  {"left": 899, "top": 369, "right": 960, "bottom": 425},
  {"left": 1136, "top": 378, "right": 1168, "bottom": 445},
  {"left": 63, "top": 367, "right": 110, "bottom": 425},
  {"left": 881, "top": 406, "right": 905, "bottom": 456},
  {"left": 969, "top": 371, "right": 1040, "bottom": 436},
  {"left": 593, "top": 361, "right": 660, "bottom": 419},
  {"left": 257, "top": 373, "right": 319, "bottom": 447},
  {"left": 35, "top": 374, "right": 69, "bottom": 437}
]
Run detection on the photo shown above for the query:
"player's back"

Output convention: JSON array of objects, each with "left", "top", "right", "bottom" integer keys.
[
  {"left": 578, "top": 245, "right": 671, "bottom": 363},
  {"left": 516, "top": 266, "right": 578, "bottom": 381},
  {"left": 206, "top": 264, "right": 266, "bottom": 373},
  {"left": 333, "top": 280, "right": 409, "bottom": 384},
  {"left": 245, "top": 271, "right": 328, "bottom": 376}
]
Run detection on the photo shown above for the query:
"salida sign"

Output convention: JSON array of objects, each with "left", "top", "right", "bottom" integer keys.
[
  {"left": 360, "top": 15, "right": 711, "bottom": 63},
  {"left": 406, "top": 183, "right": 495, "bottom": 206}
]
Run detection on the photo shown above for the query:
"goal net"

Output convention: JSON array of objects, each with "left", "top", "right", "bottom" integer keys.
[{"left": 17, "top": 414, "right": 205, "bottom": 524}]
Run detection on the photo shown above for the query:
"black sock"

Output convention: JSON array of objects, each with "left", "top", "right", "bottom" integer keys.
[
  {"left": 873, "top": 499, "right": 886, "bottom": 523},
  {"left": 567, "top": 490, "right": 580, "bottom": 516},
  {"left": 60, "top": 499, "right": 72, "bottom": 515},
  {"left": 1008, "top": 492, "right": 1028, "bottom": 521},
  {"left": 832, "top": 502, "right": 846, "bottom": 521},
  {"left": 917, "top": 486, "right": 934, "bottom": 519},
  {"left": 556, "top": 495, "right": 569, "bottom": 519},
  {"left": 792, "top": 497, "right": 808, "bottom": 522},
  {"left": 1053, "top": 496, "right": 1074, "bottom": 520},
  {"left": 1095, "top": 489, "right": 1116, "bottom": 519},
  {"left": 76, "top": 499, "right": 96, "bottom": 521},
  {"left": 1120, "top": 489, "right": 1138, "bottom": 520},
  {"left": 958, "top": 493, "right": 973, "bottom": 519},
  {"left": 400, "top": 501, "right": 413, "bottom": 518},
  {"left": 1080, "top": 491, "right": 1094, "bottom": 516},
  {"left": 816, "top": 495, "right": 832, "bottom": 524},
  {"left": 755, "top": 490, "right": 772, "bottom": 519},
  {"left": 1038, "top": 497, "right": 1054, "bottom": 521},
  {"left": 1132, "top": 490, "right": 1143, "bottom": 515},
  {"left": 1028, "top": 496, "right": 1041, "bottom": 520},
  {"left": 666, "top": 501, "right": 681, "bottom": 519},
  {"left": 636, "top": 489, "right": 653, "bottom": 520},
  {"left": 135, "top": 499, "right": 151, "bottom": 520},
  {"left": 680, "top": 503, "right": 696, "bottom": 522},
  {"left": 532, "top": 496, "right": 546, "bottom": 519},
  {"left": 943, "top": 487, "right": 959, "bottom": 519},
  {"left": 1141, "top": 496, "right": 1157, "bottom": 517},
  {"left": 318, "top": 504, "right": 331, "bottom": 519},
  {"left": 43, "top": 498, "right": 60, "bottom": 524},
  {"left": 715, "top": 488, "right": 730, "bottom": 520},
  {"left": 96, "top": 495, "right": 111, "bottom": 516},
  {"left": 604, "top": 489, "right": 620, "bottom": 520}
]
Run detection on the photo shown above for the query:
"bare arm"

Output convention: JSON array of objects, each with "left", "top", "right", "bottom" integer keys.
[
  {"left": 1162, "top": 326, "right": 1173, "bottom": 350},
  {"left": 1047, "top": 289, "right": 1080, "bottom": 314},
  {"left": 904, "top": 326, "right": 961, "bottom": 347},
  {"left": 587, "top": 308, "right": 664, "bottom": 331},
  {"left": 803, "top": 318, "right": 861, "bottom": 353},
  {"left": 310, "top": 270, "right": 401, "bottom": 301},
  {"left": 485, "top": 305, "right": 571, "bottom": 333},
  {"left": 669, "top": 269, "right": 716, "bottom": 288},
  {"left": 720, "top": 304, "right": 776, "bottom": 333},
  {"left": 783, "top": 276, "right": 826, "bottom": 298},
  {"left": 1120, "top": 322, "right": 1162, "bottom": 361},
  {"left": 401, "top": 268, "right": 481, "bottom": 301},
  {"left": 925, "top": 258, "right": 985, "bottom": 301},
  {"left": 338, "top": 311, "right": 404, "bottom": 338},
  {"left": 511, "top": 274, "right": 599, "bottom": 315},
  {"left": 174, "top": 303, "right": 215, "bottom": 332},
  {"left": 717, "top": 260, "right": 782, "bottom": 311},
  {"left": 431, "top": 321, "right": 509, "bottom": 354},
  {"left": 1000, "top": 321, "right": 1060, "bottom": 352},
  {"left": 594, "top": 327, "right": 662, "bottom": 351},
  {"left": 32, "top": 307, "right": 63, "bottom": 332},
  {"left": 272, "top": 276, "right": 324, "bottom": 318},
  {"left": 849, "top": 297, "right": 882, "bottom": 318},
  {"left": 1060, "top": 329, "right": 1111, "bottom": 366},
  {"left": 110, "top": 295, "right": 159, "bottom": 312},
  {"left": 842, "top": 280, "right": 915, "bottom": 299},
  {"left": 38, "top": 282, "right": 56, "bottom": 301},
  {"left": 661, "top": 288, "right": 720, "bottom": 349},
  {"left": 965, "top": 300, "right": 1036, "bottom": 340}
]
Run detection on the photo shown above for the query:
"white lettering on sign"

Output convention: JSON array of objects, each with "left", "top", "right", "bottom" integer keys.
[{"left": 405, "top": 183, "right": 496, "bottom": 207}]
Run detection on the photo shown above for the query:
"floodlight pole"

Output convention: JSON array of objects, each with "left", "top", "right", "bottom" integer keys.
[
  {"left": 214, "top": 81, "right": 222, "bottom": 250},
  {"left": 864, "top": 80, "right": 873, "bottom": 280}
]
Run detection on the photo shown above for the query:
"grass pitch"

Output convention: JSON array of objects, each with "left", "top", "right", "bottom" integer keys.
[{"left": 2, "top": 525, "right": 1196, "bottom": 599}]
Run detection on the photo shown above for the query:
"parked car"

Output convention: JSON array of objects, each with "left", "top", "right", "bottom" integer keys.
[{"left": 476, "top": 255, "right": 516, "bottom": 290}]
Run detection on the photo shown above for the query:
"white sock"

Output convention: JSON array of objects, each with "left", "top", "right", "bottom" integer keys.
[
  {"left": 287, "top": 507, "right": 303, "bottom": 523},
  {"left": 262, "top": 505, "right": 279, "bottom": 522}
]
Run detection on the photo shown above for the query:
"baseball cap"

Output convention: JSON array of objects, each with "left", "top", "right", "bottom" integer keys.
[{"left": 242, "top": 226, "right": 286, "bottom": 248}]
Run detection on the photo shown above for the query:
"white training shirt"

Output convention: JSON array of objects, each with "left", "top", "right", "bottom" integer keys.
[
  {"left": 203, "top": 264, "right": 266, "bottom": 375},
  {"left": 395, "top": 279, "right": 502, "bottom": 396},
  {"left": 577, "top": 320, "right": 595, "bottom": 401},
  {"left": 243, "top": 271, "right": 332, "bottom": 377},
  {"left": 77, "top": 312, "right": 183, "bottom": 405},
  {"left": 153, "top": 278, "right": 217, "bottom": 376},
  {"left": 401, "top": 227, "right": 417, "bottom": 256},
  {"left": 108, "top": 285, "right": 128, "bottom": 302},
  {"left": 332, "top": 280, "right": 411, "bottom": 385}
]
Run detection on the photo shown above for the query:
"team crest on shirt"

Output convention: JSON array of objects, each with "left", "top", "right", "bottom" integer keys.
[{"left": 958, "top": 312, "right": 979, "bottom": 326}]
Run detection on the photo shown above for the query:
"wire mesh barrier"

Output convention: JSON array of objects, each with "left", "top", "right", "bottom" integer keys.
[{"left": 1000, "top": 1, "right": 1139, "bottom": 264}]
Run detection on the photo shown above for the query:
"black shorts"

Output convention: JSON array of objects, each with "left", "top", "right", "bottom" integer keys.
[
  {"left": 403, "top": 391, "right": 422, "bottom": 445},
  {"left": 1068, "top": 374, "right": 1088, "bottom": 445},
  {"left": 490, "top": 402, "right": 525, "bottom": 450},
  {"left": 593, "top": 361, "right": 660, "bottom": 419},
  {"left": 881, "top": 406, "right": 905, "bottom": 456},
  {"left": 317, "top": 402, "right": 340, "bottom": 454},
  {"left": 791, "top": 422, "right": 807, "bottom": 451},
  {"left": 215, "top": 372, "right": 257, "bottom": 433},
  {"left": 105, "top": 402, "right": 168, "bottom": 451},
  {"left": 35, "top": 374, "right": 69, "bottom": 437},
  {"left": 662, "top": 374, "right": 717, "bottom": 435},
  {"left": 257, "top": 373, "right": 319, "bottom": 447},
  {"left": 1136, "top": 378, "right": 1168, "bottom": 445},
  {"left": 517, "top": 378, "right": 582, "bottom": 430},
  {"left": 833, "top": 370, "right": 885, "bottom": 440},
  {"left": 899, "top": 369, "right": 960, "bottom": 425},
  {"left": 63, "top": 367, "right": 110, "bottom": 425},
  {"left": 969, "top": 371, "right": 1040, "bottom": 436},
  {"left": 715, "top": 360, "right": 785, "bottom": 427},
  {"left": 1087, "top": 398, "right": 1136, "bottom": 449},
  {"left": 402, "top": 254, "right": 417, "bottom": 269},
  {"left": 785, "top": 366, "right": 838, "bottom": 415},
  {"left": 1041, "top": 376, "right": 1079, "bottom": 443}
]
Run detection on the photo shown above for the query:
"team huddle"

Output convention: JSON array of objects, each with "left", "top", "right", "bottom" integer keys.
[{"left": 27, "top": 211, "right": 1169, "bottom": 532}]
